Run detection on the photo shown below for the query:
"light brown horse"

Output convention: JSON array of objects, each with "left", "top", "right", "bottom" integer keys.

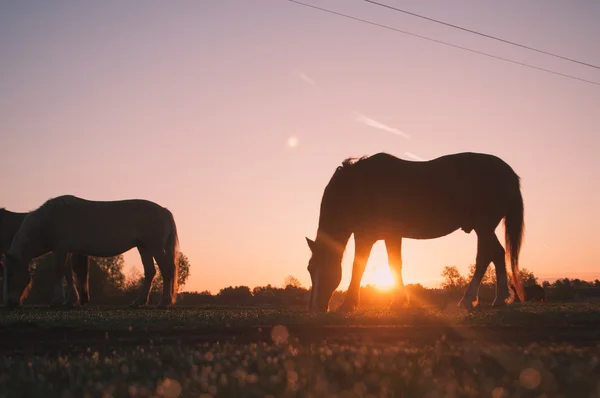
[
  {"left": 3, "top": 195, "right": 180, "bottom": 308},
  {"left": 306, "top": 152, "right": 525, "bottom": 312},
  {"left": 0, "top": 208, "right": 91, "bottom": 306}
]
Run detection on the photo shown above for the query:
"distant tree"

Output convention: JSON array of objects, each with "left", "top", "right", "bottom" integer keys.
[
  {"left": 178, "top": 289, "right": 214, "bottom": 305},
  {"left": 441, "top": 266, "right": 467, "bottom": 291},
  {"left": 86, "top": 255, "right": 126, "bottom": 301},
  {"left": 283, "top": 275, "right": 302, "bottom": 289},
  {"left": 283, "top": 284, "right": 309, "bottom": 305},
  {"left": 551, "top": 278, "right": 575, "bottom": 300},
  {"left": 467, "top": 264, "right": 496, "bottom": 287},
  {"left": 253, "top": 284, "right": 278, "bottom": 303},
  {"left": 217, "top": 285, "right": 253, "bottom": 304},
  {"left": 149, "top": 251, "right": 191, "bottom": 293},
  {"left": 89, "top": 255, "right": 126, "bottom": 290},
  {"left": 517, "top": 268, "right": 538, "bottom": 287},
  {"left": 27, "top": 254, "right": 126, "bottom": 304},
  {"left": 176, "top": 253, "right": 191, "bottom": 288},
  {"left": 124, "top": 267, "right": 144, "bottom": 291},
  {"left": 542, "top": 280, "right": 551, "bottom": 289}
]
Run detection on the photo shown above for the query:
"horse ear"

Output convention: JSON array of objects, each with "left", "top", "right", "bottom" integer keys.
[{"left": 305, "top": 237, "right": 316, "bottom": 252}]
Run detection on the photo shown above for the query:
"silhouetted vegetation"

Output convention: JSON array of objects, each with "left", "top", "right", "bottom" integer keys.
[{"left": 16, "top": 256, "right": 600, "bottom": 307}]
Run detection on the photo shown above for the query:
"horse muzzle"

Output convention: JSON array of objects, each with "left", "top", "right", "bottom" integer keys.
[{"left": 4, "top": 293, "right": 22, "bottom": 309}]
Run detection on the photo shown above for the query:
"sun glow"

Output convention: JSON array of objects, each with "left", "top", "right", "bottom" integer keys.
[
  {"left": 360, "top": 242, "right": 397, "bottom": 290},
  {"left": 365, "top": 265, "right": 396, "bottom": 290}
]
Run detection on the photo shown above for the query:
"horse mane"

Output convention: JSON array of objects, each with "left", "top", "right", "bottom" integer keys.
[
  {"left": 21, "top": 196, "right": 64, "bottom": 228},
  {"left": 338, "top": 155, "right": 368, "bottom": 171},
  {"left": 34, "top": 195, "right": 79, "bottom": 215},
  {"left": 317, "top": 155, "right": 369, "bottom": 231}
]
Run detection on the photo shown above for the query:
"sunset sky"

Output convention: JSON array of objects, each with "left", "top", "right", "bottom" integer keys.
[{"left": 1, "top": 1, "right": 599, "bottom": 293}]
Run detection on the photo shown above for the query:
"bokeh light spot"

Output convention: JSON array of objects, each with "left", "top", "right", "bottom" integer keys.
[
  {"left": 520, "top": 367, "right": 541, "bottom": 390},
  {"left": 271, "top": 324, "right": 289, "bottom": 344},
  {"left": 157, "top": 378, "right": 182, "bottom": 398},
  {"left": 287, "top": 137, "right": 298, "bottom": 148}
]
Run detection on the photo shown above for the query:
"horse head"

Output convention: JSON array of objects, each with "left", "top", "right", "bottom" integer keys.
[
  {"left": 306, "top": 236, "right": 343, "bottom": 312},
  {"left": 3, "top": 253, "right": 31, "bottom": 308}
]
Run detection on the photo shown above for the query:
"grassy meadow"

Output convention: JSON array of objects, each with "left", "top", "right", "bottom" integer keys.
[{"left": 1, "top": 303, "right": 600, "bottom": 397}]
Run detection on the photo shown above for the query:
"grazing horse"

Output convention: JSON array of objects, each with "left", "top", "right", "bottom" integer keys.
[
  {"left": 511, "top": 284, "right": 546, "bottom": 303},
  {"left": 3, "top": 195, "right": 180, "bottom": 309},
  {"left": 0, "top": 208, "right": 91, "bottom": 306},
  {"left": 306, "top": 152, "right": 525, "bottom": 312}
]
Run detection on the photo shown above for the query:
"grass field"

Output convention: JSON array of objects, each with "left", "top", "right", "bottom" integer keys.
[{"left": 1, "top": 303, "right": 600, "bottom": 397}]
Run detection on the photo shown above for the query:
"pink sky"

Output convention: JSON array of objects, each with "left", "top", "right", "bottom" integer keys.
[{"left": 1, "top": 1, "right": 599, "bottom": 293}]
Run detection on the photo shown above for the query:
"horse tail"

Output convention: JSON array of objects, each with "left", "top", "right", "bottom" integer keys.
[
  {"left": 505, "top": 176, "right": 525, "bottom": 302},
  {"left": 166, "top": 210, "right": 180, "bottom": 302}
]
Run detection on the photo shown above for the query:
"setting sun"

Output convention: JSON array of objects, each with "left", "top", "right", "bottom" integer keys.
[
  {"left": 360, "top": 242, "right": 397, "bottom": 290},
  {"left": 365, "top": 265, "right": 396, "bottom": 290}
]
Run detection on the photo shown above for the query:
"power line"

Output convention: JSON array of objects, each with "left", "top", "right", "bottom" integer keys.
[
  {"left": 285, "top": 0, "right": 600, "bottom": 87},
  {"left": 365, "top": 0, "right": 600, "bottom": 71}
]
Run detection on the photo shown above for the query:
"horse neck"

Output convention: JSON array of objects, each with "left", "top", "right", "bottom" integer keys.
[
  {"left": 0, "top": 211, "right": 28, "bottom": 253},
  {"left": 8, "top": 211, "right": 50, "bottom": 263},
  {"left": 316, "top": 224, "right": 352, "bottom": 261}
]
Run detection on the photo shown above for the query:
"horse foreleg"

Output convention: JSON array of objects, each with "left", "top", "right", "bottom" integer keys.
[
  {"left": 459, "top": 232, "right": 494, "bottom": 310},
  {"left": 337, "top": 235, "right": 375, "bottom": 312},
  {"left": 63, "top": 255, "right": 81, "bottom": 308},
  {"left": 50, "top": 251, "right": 68, "bottom": 308},
  {"left": 490, "top": 235, "right": 510, "bottom": 307},
  {"left": 386, "top": 238, "right": 409, "bottom": 309},
  {"left": 71, "top": 253, "right": 90, "bottom": 305},
  {"left": 130, "top": 248, "right": 156, "bottom": 307}
]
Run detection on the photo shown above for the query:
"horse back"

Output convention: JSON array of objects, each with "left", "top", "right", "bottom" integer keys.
[
  {"left": 329, "top": 152, "right": 520, "bottom": 237},
  {"left": 47, "top": 196, "right": 171, "bottom": 230}
]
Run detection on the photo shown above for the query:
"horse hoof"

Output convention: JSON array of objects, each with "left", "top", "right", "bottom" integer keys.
[
  {"left": 492, "top": 300, "right": 508, "bottom": 308},
  {"left": 336, "top": 301, "right": 357, "bottom": 313},
  {"left": 67, "top": 301, "right": 81, "bottom": 308},
  {"left": 390, "top": 297, "right": 410, "bottom": 310},
  {"left": 130, "top": 298, "right": 149, "bottom": 308},
  {"left": 458, "top": 299, "right": 475, "bottom": 311}
]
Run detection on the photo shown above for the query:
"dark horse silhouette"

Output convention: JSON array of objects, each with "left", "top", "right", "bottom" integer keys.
[
  {"left": 306, "top": 152, "right": 525, "bottom": 312},
  {"left": 1, "top": 208, "right": 91, "bottom": 306},
  {"left": 510, "top": 284, "right": 546, "bottom": 303},
  {"left": 3, "top": 195, "right": 180, "bottom": 309}
]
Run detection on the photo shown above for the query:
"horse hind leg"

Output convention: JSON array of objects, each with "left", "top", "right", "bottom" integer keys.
[
  {"left": 386, "top": 238, "right": 409, "bottom": 309},
  {"left": 154, "top": 250, "right": 177, "bottom": 308},
  {"left": 130, "top": 248, "right": 156, "bottom": 308},
  {"left": 459, "top": 231, "right": 495, "bottom": 310},
  {"left": 489, "top": 235, "right": 511, "bottom": 307}
]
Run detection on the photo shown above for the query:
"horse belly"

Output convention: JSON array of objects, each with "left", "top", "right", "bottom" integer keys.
[
  {"left": 366, "top": 194, "right": 463, "bottom": 240},
  {"left": 59, "top": 218, "right": 139, "bottom": 257}
]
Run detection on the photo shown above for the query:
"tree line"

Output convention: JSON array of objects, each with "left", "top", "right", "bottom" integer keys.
[{"left": 18, "top": 255, "right": 600, "bottom": 307}]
